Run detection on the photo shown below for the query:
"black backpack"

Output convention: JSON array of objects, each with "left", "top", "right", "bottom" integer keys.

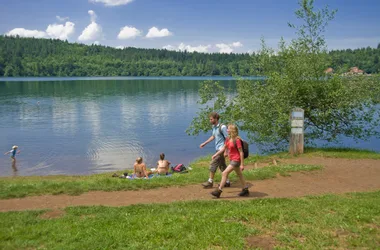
[{"left": 234, "top": 139, "right": 249, "bottom": 159}]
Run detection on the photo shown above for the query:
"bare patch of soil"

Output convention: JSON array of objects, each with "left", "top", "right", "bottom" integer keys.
[
  {"left": 245, "top": 235, "right": 276, "bottom": 250},
  {"left": 39, "top": 209, "right": 65, "bottom": 219}
]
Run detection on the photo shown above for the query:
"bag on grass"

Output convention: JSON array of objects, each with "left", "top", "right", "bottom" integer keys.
[{"left": 171, "top": 164, "right": 187, "bottom": 173}]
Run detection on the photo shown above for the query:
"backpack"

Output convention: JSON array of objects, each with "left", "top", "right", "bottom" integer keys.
[
  {"left": 171, "top": 164, "right": 187, "bottom": 173},
  {"left": 234, "top": 139, "right": 249, "bottom": 159}
]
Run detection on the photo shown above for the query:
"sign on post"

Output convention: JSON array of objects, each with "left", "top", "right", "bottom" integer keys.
[{"left": 289, "top": 108, "right": 304, "bottom": 155}]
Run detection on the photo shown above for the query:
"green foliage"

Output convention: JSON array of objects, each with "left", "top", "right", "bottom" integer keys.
[
  {"left": 330, "top": 47, "right": 380, "bottom": 74},
  {"left": 0, "top": 36, "right": 255, "bottom": 77},
  {"left": 187, "top": 0, "right": 380, "bottom": 151},
  {"left": 1, "top": 191, "right": 379, "bottom": 249},
  {"left": 0, "top": 35, "right": 379, "bottom": 77}
]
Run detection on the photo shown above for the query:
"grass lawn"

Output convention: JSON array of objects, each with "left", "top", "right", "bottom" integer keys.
[
  {"left": 0, "top": 191, "right": 379, "bottom": 249},
  {"left": 246, "top": 147, "right": 380, "bottom": 162},
  {"left": 0, "top": 164, "right": 321, "bottom": 199},
  {"left": 0, "top": 147, "right": 379, "bottom": 199}
]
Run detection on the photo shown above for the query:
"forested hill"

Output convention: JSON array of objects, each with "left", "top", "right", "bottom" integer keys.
[
  {"left": 330, "top": 45, "right": 380, "bottom": 74},
  {"left": 0, "top": 36, "right": 254, "bottom": 77},
  {"left": 0, "top": 36, "right": 379, "bottom": 77}
]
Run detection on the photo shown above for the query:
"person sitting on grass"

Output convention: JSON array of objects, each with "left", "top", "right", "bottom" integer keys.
[
  {"left": 134, "top": 157, "right": 150, "bottom": 178},
  {"left": 156, "top": 153, "right": 171, "bottom": 175},
  {"left": 211, "top": 124, "right": 249, "bottom": 198}
]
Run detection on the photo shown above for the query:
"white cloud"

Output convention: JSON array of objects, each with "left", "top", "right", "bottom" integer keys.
[
  {"left": 163, "top": 45, "right": 176, "bottom": 50},
  {"left": 163, "top": 43, "right": 211, "bottom": 53},
  {"left": 78, "top": 22, "right": 102, "bottom": 41},
  {"left": 232, "top": 41, "right": 243, "bottom": 47},
  {"left": 89, "top": 0, "right": 134, "bottom": 6},
  {"left": 6, "top": 21, "right": 75, "bottom": 40},
  {"left": 46, "top": 22, "right": 75, "bottom": 40},
  {"left": 118, "top": 26, "right": 142, "bottom": 39},
  {"left": 216, "top": 43, "right": 233, "bottom": 53},
  {"left": 56, "top": 16, "right": 69, "bottom": 22},
  {"left": 93, "top": 41, "right": 100, "bottom": 45},
  {"left": 146, "top": 27, "right": 172, "bottom": 38},
  {"left": 216, "top": 41, "right": 244, "bottom": 53},
  {"left": 88, "top": 10, "right": 97, "bottom": 22},
  {"left": 78, "top": 10, "right": 103, "bottom": 42},
  {"left": 6, "top": 28, "right": 48, "bottom": 38},
  {"left": 115, "top": 45, "right": 125, "bottom": 49}
]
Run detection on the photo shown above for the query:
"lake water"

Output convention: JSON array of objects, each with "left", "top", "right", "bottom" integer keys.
[{"left": 0, "top": 77, "right": 379, "bottom": 176}]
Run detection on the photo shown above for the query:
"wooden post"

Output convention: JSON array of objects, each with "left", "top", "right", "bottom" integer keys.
[{"left": 289, "top": 108, "right": 304, "bottom": 155}]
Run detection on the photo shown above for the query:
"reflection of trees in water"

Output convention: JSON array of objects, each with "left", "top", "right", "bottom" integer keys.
[{"left": 0, "top": 80, "right": 237, "bottom": 98}]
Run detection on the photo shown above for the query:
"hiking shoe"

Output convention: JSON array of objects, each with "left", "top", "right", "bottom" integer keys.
[
  {"left": 217, "top": 182, "right": 231, "bottom": 188},
  {"left": 238, "top": 188, "right": 249, "bottom": 197},
  {"left": 202, "top": 181, "right": 213, "bottom": 188},
  {"left": 211, "top": 189, "right": 222, "bottom": 198}
]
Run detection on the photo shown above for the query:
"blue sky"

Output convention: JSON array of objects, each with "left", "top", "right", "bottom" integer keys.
[{"left": 1, "top": 0, "right": 380, "bottom": 53}]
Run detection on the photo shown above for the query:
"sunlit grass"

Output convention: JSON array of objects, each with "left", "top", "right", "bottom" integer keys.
[{"left": 0, "top": 191, "right": 379, "bottom": 249}]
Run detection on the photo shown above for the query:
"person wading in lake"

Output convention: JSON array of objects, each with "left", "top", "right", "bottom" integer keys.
[
  {"left": 4, "top": 145, "right": 20, "bottom": 174},
  {"left": 211, "top": 124, "right": 249, "bottom": 198},
  {"left": 199, "top": 112, "right": 231, "bottom": 188}
]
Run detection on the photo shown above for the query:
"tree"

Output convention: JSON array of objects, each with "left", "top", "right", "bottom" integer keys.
[{"left": 187, "top": 0, "right": 380, "bottom": 151}]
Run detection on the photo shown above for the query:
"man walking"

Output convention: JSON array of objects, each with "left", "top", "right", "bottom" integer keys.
[{"left": 200, "top": 112, "right": 230, "bottom": 188}]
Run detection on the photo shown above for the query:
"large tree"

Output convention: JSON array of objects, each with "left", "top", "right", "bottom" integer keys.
[{"left": 187, "top": 0, "right": 380, "bottom": 151}]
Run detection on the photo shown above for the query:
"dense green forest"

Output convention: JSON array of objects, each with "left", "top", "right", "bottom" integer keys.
[
  {"left": 330, "top": 44, "right": 380, "bottom": 74},
  {"left": 0, "top": 36, "right": 254, "bottom": 77},
  {"left": 0, "top": 36, "right": 379, "bottom": 77}
]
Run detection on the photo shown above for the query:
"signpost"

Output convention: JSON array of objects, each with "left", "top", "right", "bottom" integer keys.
[{"left": 289, "top": 108, "right": 304, "bottom": 155}]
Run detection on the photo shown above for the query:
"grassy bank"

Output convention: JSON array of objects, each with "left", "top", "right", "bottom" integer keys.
[
  {"left": 0, "top": 164, "right": 321, "bottom": 199},
  {"left": 0, "top": 191, "right": 379, "bottom": 249},
  {"left": 0, "top": 147, "right": 378, "bottom": 199},
  {"left": 246, "top": 147, "right": 380, "bottom": 163}
]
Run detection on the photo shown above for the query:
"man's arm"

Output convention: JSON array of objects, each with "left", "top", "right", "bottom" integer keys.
[
  {"left": 212, "top": 145, "right": 226, "bottom": 159},
  {"left": 200, "top": 135, "right": 215, "bottom": 148}
]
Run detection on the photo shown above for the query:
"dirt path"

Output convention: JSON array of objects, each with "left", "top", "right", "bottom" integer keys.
[{"left": 1, "top": 157, "right": 379, "bottom": 212}]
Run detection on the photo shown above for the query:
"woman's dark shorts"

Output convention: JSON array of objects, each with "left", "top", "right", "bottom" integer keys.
[{"left": 230, "top": 160, "right": 241, "bottom": 168}]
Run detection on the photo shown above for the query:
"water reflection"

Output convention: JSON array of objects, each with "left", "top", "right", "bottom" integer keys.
[
  {"left": 52, "top": 98, "right": 78, "bottom": 135},
  {"left": 0, "top": 79, "right": 378, "bottom": 176},
  {"left": 11, "top": 158, "right": 18, "bottom": 177}
]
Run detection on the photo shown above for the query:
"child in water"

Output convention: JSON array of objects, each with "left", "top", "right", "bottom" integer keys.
[{"left": 4, "top": 145, "right": 21, "bottom": 159}]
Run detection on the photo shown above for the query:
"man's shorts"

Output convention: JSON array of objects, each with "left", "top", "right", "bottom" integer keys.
[{"left": 209, "top": 154, "right": 227, "bottom": 173}]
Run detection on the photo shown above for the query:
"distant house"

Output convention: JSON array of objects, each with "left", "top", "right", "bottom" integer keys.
[
  {"left": 324, "top": 67, "right": 334, "bottom": 74},
  {"left": 349, "top": 67, "right": 364, "bottom": 74}
]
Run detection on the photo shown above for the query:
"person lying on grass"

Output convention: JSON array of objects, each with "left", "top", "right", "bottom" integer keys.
[{"left": 211, "top": 124, "right": 249, "bottom": 198}]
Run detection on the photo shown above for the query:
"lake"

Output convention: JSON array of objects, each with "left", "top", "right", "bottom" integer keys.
[{"left": 0, "top": 77, "right": 379, "bottom": 176}]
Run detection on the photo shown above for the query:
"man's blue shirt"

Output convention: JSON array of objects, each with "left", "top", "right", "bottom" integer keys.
[{"left": 212, "top": 123, "right": 228, "bottom": 151}]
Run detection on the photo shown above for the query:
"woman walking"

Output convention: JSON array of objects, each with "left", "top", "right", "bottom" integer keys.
[{"left": 211, "top": 124, "right": 249, "bottom": 198}]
